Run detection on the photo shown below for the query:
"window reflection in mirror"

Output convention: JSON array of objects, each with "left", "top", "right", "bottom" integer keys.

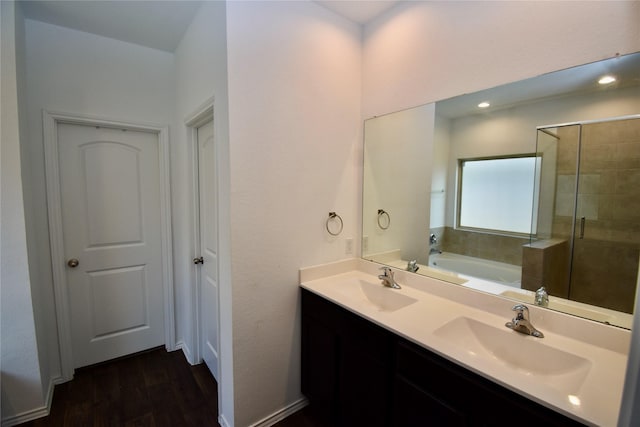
[
  {"left": 458, "top": 156, "right": 540, "bottom": 235},
  {"left": 362, "top": 52, "right": 640, "bottom": 329}
]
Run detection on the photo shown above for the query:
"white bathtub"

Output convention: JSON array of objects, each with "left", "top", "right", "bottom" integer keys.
[{"left": 429, "top": 252, "right": 521, "bottom": 287}]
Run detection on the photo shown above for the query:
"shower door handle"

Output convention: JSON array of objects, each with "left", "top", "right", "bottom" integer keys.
[{"left": 579, "top": 217, "right": 585, "bottom": 239}]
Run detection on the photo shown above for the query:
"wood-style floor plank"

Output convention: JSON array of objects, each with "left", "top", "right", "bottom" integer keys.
[
  {"left": 18, "top": 348, "right": 221, "bottom": 427},
  {"left": 17, "top": 346, "right": 331, "bottom": 427}
]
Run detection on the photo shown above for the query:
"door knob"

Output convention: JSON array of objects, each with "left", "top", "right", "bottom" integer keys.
[
  {"left": 67, "top": 258, "right": 80, "bottom": 268},
  {"left": 193, "top": 256, "right": 204, "bottom": 265}
]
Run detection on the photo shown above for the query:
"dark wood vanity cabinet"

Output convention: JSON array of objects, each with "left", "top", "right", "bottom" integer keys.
[
  {"left": 301, "top": 289, "right": 585, "bottom": 427},
  {"left": 301, "top": 288, "right": 393, "bottom": 427}
]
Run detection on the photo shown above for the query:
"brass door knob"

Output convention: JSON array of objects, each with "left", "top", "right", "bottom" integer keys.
[
  {"left": 67, "top": 258, "right": 79, "bottom": 268},
  {"left": 193, "top": 257, "right": 204, "bottom": 265}
]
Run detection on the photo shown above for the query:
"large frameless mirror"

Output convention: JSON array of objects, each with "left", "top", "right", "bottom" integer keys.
[{"left": 362, "top": 52, "right": 640, "bottom": 328}]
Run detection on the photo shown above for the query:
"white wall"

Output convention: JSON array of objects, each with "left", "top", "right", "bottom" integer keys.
[
  {"left": 363, "top": 104, "right": 434, "bottom": 264},
  {"left": 619, "top": 266, "right": 640, "bottom": 426},
  {"left": 172, "top": 2, "right": 234, "bottom": 425},
  {"left": 430, "top": 113, "right": 451, "bottom": 229},
  {"left": 22, "top": 16, "right": 175, "bottom": 385},
  {"left": 1, "top": 1, "right": 46, "bottom": 423},
  {"left": 363, "top": 1, "right": 640, "bottom": 118},
  {"left": 225, "top": 2, "right": 362, "bottom": 425},
  {"left": 15, "top": 2, "right": 57, "bottom": 410}
]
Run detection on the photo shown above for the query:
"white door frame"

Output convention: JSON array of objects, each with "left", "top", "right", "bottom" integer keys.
[
  {"left": 185, "top": 96, "right": 219, "bottom": 373},
  {"left": 43, "top": 110, "right": 175, "bottom": 381}
]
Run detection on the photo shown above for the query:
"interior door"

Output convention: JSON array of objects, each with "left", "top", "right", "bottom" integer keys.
[
  {"left": 58, "top": 123, "right": 165, "bottom": 368},
  {"left": 196, "top": 119, "right": 220, "bottom": 380}
]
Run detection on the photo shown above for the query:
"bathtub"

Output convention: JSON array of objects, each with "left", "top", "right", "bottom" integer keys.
[{"left": 429, "top": 252, "right": 521, "bottom": 288}]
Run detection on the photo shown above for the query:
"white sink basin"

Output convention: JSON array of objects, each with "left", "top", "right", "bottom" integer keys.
[
  {"left": 335, "top": 279, "right": 418, "bottom": 312},
  {"left": 434, "top": 316, "right": 592, "bottom": 395}
]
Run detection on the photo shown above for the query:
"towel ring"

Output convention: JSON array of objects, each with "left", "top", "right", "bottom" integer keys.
[
  {"left": 326, "top": 212, "right": 343, "bottom": 236},
  {"left": 377, "top": 209, "right": 390, "bottom": 230}
]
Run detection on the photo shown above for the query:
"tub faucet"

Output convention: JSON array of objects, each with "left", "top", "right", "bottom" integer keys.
[
  {"left": 429, "top": 233, "right": 441, "bottom": 255},
  {"left": 534, "top": 286, "right": 549, "bottom": 307},
  {"left": 378, "top": 266, "right": 401, "bottom": 289},
  {"left": 406, "top": 260, "right": 419, "bottom": 272},
  {"left": 505, "top": 304, "right": 544, "bottom": 338}
]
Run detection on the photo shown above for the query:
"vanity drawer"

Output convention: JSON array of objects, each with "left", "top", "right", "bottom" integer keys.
[{"left": 394, "top": 339, "right": 586, "bottom": 427}]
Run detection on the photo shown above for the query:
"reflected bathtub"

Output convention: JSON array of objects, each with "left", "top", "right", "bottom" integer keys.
[{"left": 429, "top": 252, "right": 521, "bottom": 288}]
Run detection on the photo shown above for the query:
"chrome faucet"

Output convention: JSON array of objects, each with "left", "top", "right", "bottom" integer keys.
[
  {"left": 505, "top": 304, "right": 544, "bottom": 338},
  {"left": 534, "top": 286, "right": 549, "bottom": 307},
  {"left": 378, "top": 266, "right": 401, "bottom": 289},
  {"left": 406, "top": 260, "right": 419, "bottom": 273},
  {"left": 429, "top": 233, "right": 441, "bottom": 255}
]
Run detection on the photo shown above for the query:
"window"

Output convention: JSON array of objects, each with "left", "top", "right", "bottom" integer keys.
[{"left": 458, "top": 155, "right": 540, "bottom": 235}]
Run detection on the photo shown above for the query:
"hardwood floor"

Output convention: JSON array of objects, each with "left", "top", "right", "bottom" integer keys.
[
  {"left": 20, "top": 347, "right": 220, "bottom": 427},
  {"left": 19, "top": 346, "right": 326, "bottom": 427}
]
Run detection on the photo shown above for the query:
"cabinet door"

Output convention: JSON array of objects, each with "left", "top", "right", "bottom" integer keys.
[
  {"left": 392, "top": 376, "right": 468, "bottom": 427},
  {"left": 394, "top": 340, "right": 471, "bottom": 426},
  {"left": 339, "top": 311, "right": 392, "bottom": 427},
  {"left": 301, "top": 314, "right": 339, "bottom": 425}
]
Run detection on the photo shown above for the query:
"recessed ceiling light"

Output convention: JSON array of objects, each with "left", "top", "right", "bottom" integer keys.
[
  {"left": 598, "top": 75, "right": 616, "bottom": 85},
  {"left": 478, "top": 102, "right": 490, "bottom": 108}
]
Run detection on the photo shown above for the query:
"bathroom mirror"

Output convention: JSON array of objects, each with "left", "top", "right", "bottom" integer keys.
[{"left": 362, "top": 52, "right": 640, "bottom": 329}]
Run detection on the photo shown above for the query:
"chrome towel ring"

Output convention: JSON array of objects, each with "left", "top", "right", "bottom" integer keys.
[
  {"left": 377, "top": 209, "right": 390, "bottom": 230},
  {"left": 326, "top": 212, "right": 343, "bottom": 236}
]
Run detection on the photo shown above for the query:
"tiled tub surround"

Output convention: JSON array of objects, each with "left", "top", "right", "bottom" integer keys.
[
  {"left": 300, "top": 258, "right": 631, "bottom": 427},
  {"left": 521, "top": 239, "right": 571, "bottom": 297},
  {"left": 439, "top": 226, "right": 528, "bottom": 266}
]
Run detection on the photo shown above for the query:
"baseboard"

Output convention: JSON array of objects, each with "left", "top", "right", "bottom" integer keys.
[
  {"left": 248, "top": 398, "right": 309, "bottom": 427},
  {"left": 1, "top": 375, "right": 63, "bottom": 427},
  {"left": 175, "top": 340, "right": 197, "bottom": 365},
  {"left": 1, "top": 405, "right": 49, "bottom": 427},
  {"left": 219, "top": 413, "right": 232, "bottom": 427}
]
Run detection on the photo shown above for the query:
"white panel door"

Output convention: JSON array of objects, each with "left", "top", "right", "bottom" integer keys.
[
  {"left": 197, "top": 119, "right": 220, "bottom": 380},
  {"left": 58, "top": 123, "right": 165, "bottom": 368}
]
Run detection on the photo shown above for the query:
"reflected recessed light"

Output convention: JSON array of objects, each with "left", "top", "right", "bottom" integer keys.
[
  {"left": 568, "top": 395, "right": 581, "bottom": 406},
  {"left": 598, "top": 75, "right": 616, "bottom": 85},
  {"left": 478, "top": 102, "right": 490, "bottom": 108}
]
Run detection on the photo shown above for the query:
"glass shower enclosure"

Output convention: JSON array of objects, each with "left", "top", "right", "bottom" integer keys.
[{"left": 532, "top": 116, "right": 640, "bottom": 314}]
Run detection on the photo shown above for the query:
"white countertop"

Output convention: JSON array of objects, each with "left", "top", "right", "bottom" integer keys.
[
  {"left": 300, "top": 258, "right": 631, "bottom": 427},
  {"left": 370, "top": 251, "right": 633, "bottom": 329}
]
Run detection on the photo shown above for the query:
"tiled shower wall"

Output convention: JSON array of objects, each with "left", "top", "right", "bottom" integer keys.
[{"left": 552, "top": 118, "right": 640, "bottom": 313}]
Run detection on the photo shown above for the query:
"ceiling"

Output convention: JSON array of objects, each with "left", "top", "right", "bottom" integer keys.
[
  {"left": 19, "top": 0, "right": 399, "bottom": 53},
  {"left": 314, "top": 0, "right": 399, "bottom": 24},
  {"left": 20, "top": 0, "right": 203, "bottom": 52},
  {"left": 436, "top": 53, "right": 640, "bottom": 119}
]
